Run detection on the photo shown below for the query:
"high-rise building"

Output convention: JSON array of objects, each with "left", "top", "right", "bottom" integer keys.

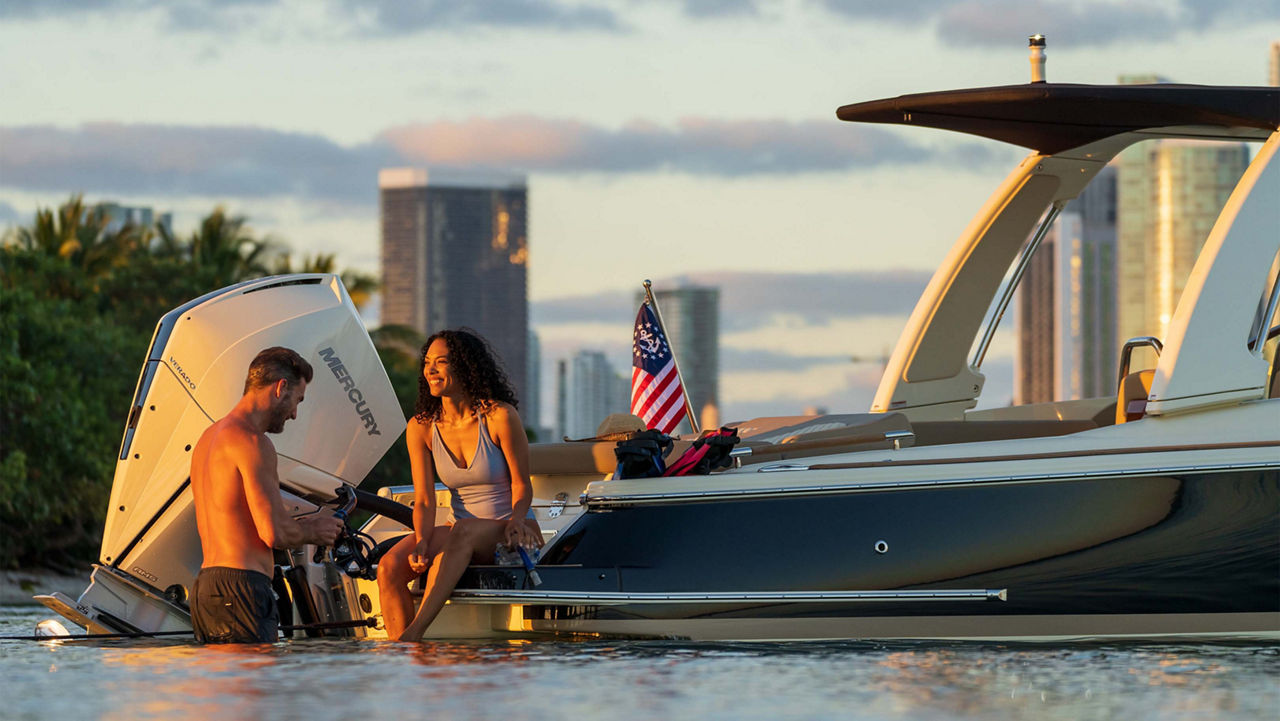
[
  {"left": 1056, "top": 166, "right": 1119, "bottom": 401},
  {"left": 1110, "top": 75, "right": 1251, "bottom": 372},
  {"left": 1014, "top": 229, "right": 1058, "bottom": 405},
  {"left": 1115, "top": 140, "right": 1249, "bottom": 361},
  {"left": 525, "top": 329, "right": 552, "bottom": 441},
  {"left": 1014, "top": 166, "right": 1118, "bottom": 404},
  {"left": 1016, "top": 72, "right": 1256, "bottom": 404},
  {"left": 95, "top": 202, "right": 172, "bottom": 235},
  {"left": 564, "top": 350, "right": 630, "bottom": 439},
  {"left": 379, "top": 168, "right": 529, "bottom": 408},
  {"left": 635, "top": 285, "right": 719, "bottom": 431}
]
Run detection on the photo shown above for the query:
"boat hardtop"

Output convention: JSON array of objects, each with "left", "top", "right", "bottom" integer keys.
[{"left": 34, "top": 65, "right": 1280, "bottom": 643}]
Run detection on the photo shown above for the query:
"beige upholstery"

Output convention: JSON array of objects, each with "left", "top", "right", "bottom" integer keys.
[
  {"left": 1269, "top": 348, "right": 1280, "bottom": 399},
  {"left": 529, "top": 438, "right": 694, "bottom": 476},
  {"left": 1115, "top": 370, "right": 1155, "bottom": 424},
  {"left": 911, "top": 419, "right": 1098, "bottom": 447},
  {"left": 731, "top": 413, "right": 913, "bottom": 465}
]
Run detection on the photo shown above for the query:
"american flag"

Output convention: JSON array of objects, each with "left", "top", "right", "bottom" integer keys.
[{"left": 631, "top": 302, "right": 688, "bottom": 434}]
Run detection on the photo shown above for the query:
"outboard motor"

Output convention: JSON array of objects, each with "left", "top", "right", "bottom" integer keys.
[{"left": 36, "top": 274, "right": 404, "bottom": 637}]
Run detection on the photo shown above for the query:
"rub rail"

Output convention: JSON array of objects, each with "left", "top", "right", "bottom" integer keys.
[{"left": 448, "top": 588, "right": 1008, "bottom": 605}]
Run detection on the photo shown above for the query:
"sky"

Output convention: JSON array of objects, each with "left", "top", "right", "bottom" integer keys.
[{"left": 2, "top": 0, "right": 1278, "bottom": 428}]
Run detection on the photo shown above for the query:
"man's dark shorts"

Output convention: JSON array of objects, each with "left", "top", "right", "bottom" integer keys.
[{"left": 191, "top": 566, "right": 279, "bottom": 644}]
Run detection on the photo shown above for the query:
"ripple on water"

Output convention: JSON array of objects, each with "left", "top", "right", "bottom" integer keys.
[{"left": 2, "top": 606, "right": 1277, "bottom": 721}]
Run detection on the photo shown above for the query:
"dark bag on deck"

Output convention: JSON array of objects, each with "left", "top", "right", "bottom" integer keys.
[
  {"left": 663, "top": 427, "right": 740, "bottom": 477},
  {"left": 613, "top": 429, "right": 674, "bottom": 479}
]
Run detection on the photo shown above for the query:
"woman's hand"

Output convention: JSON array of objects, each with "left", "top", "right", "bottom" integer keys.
[
  {"left": 504, "top": 518, "right": 542, "bottom": 550},
  {"left": 407, "top": 538, "right": 433, "bottom": 575}
]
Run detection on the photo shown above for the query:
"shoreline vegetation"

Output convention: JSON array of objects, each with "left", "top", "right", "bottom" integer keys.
[
  {"left": 0, "top": 569, "right": 87, "bottom": 606},
  {"left": 1, "top": 195, "right": 422, "bottom": 573}
]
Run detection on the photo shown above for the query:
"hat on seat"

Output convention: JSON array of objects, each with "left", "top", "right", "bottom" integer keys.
[{"left": 594, "top": 413, "right": 647, "bottom": 440}]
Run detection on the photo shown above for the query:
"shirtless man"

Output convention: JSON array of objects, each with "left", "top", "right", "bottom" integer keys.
[{"left": 189, "top": 346, "right": 343, "bottom": 644}]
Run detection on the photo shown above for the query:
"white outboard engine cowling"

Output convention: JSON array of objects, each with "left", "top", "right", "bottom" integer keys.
[{"left": 39, "top": 274, "right": 404, "bottom": 635}]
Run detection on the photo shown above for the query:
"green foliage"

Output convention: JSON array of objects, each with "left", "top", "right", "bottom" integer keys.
[
  {"left": 0, "top": 196, "right": 383, "bottom": 570},
  {"left": 0, "top": 278, "right": 135, "bottom": 569},
  {"left": 360, "top": 325, "right": 426, "bottom": 493}
]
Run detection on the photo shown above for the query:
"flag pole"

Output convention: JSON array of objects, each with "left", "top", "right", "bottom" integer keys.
[{"left": 643, "top": 280, "right": 701, "bottom": 435}]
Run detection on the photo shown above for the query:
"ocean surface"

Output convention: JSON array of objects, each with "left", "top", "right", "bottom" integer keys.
[{"left": 1, "top": 605, "right": 1275, "bottom": 721}]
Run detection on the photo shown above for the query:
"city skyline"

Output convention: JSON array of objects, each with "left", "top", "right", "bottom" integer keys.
[
  {"left": 1115, "top": 140, "right": 1250, "bottom": 367},
  {"left": 379, "top": 168, "right": 531, "bottom": 409},
  {"left": 635, "top": 285, "right": 720, "bottom": 432},
  {"left": 560, "top": 349, "right": 630, "bottom": 440},
  {"left": 2, "top": 2, "right": 1277, "bottom": 422},
  {"left": 1014, "top": 165, "right": 1119, "bottom": 406}
]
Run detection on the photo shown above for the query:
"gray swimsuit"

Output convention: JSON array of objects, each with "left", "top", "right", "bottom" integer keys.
[{"left": 432, "top": 415, "right": 513, "bottom": 521}]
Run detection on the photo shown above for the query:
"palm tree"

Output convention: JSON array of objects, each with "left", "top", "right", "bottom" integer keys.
[
  {"left": 340, "top": 269, "right": 378, "bottom": 311},
  {"left": 9, "top": 195, "right": 147, "bottom": 280},
  {"left": 272, "top": 251, "right": 379, "bottom": 311},
  {"left": 272, "top": 251, "right": 336, "bottom": 275},
  {"left": 186, "top": 207, "right": 278, "bottom": 287}
]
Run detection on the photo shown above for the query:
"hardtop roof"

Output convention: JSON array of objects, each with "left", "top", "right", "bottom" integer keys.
[{"left": 837, "top": 83, "right": 1280, "bottom": 154}]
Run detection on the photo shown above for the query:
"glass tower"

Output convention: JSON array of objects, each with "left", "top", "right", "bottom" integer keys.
[{"left": 379, "top": 168, "right": 529, "bottom": 408}]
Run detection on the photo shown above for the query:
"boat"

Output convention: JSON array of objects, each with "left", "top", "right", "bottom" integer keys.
[{"left": 37, "top": 68, "right": 1280, "bottom": 643}]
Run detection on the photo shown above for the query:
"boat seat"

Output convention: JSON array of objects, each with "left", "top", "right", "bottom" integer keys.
[
  {"left": 733, "top": 412, "right": 913, "bottom": 464},
  {"left": 1269, "top": 345, "right": 1280, "bottom": 399},
  {"left": 911, "top": 419, "right": 1097, "bottom": 447},
  {"left": 529, "top": 438, "right": 693, "bottom": 476},
  {"left": 1115, "top": 370, "right": 1155, "bottom": 424}
]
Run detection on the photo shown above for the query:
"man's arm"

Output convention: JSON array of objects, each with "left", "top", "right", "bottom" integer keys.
[{"left": 238, "top": 432, "right": 342, "bottom": 548}]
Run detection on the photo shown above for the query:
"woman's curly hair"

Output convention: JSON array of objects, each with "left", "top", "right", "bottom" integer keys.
[{"left": 414, "top": 328, "right": 518, "bottom": 423}]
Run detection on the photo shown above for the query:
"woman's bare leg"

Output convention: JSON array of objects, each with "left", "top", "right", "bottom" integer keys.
[
  {"left": 377, "top": 528, "right": 449, "bottom": 639},
  {"left": 399, "top": 518, "right": 506, "bottom": 641}
]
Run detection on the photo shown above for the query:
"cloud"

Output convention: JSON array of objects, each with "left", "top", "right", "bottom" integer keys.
[
  {"left": 5, "top": 1, "right": 1272, "bottom": 43},
  {"left": 0, "top": 119, "right": 991, "bottom": 204},
  {"left": 675, "top": 0, "right": 767, "bottom": 19},
  {"left": 0, "top": 0, "right": 623, "bottom": 33},
  {"left": 0, "top": 0, "right": 147, "bottom": 20},
  {"left": 528, "top": 268, "right": 1022, "bottom": 421},
  {"left": 818, "top": 0, "right": 946, "bottom": 22},
  {"left": 680, "top": 270, "right": 932, "bottom": 329},
  {"left": 534, "top": 270, "right": 931, "bottom": 325},
  {"left": 336, "top": 0, "right": 622, "bottom": 34},
  {"left": 819, "top": 0, "right": 1280, "bottom": 47},
  {"left": 0, "top": 199, "right": 22, "bottom": 224},
  {"left": 0, "top": 0, "right": 280, "bottom": 31},
  {"left": 721, "top": 346, "right": 853, "bottom": 373},
  {"left": 936, "top": 0, "right": 1181, "bottom": 47},
  {"left": 378, "top": 117, "right": 946, "bottom": 176},
  {"left": 0, "top": 202, "right": 22, "bottom": 226},
  {"left": 0, "top": 123, "right": 398, "bottom": 206}
]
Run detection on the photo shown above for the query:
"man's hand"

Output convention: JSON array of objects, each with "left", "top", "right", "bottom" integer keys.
[
  {"left": 407, "top": 538, "right": 433, "bottom": 575},
  {"left": 504, "top": 518, "right": 543, "bottom": 550},
  {"left": 298, "top": 514, "right": 344, "bottom": 546}
]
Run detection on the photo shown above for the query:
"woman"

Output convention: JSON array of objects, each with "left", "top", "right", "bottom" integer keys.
[{"left": 377, "top": 329, "right": 542, "bottom": 641}]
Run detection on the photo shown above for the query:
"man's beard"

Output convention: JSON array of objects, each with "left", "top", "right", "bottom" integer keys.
[{"left": 267, "top": 406, "right": 290, "bottom": 434}]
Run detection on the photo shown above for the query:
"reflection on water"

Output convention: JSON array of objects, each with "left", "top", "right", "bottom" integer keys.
[{"left": 3, "top": 606, "right": 1276, "bottom": 721}]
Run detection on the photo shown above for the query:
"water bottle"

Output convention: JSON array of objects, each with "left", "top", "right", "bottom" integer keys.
[
  {"left": 494, "top": 543, "right": 543, "bottom": 587},
  {"left": 494, "top": 543, "right": 522, "bottom": 566},
  {"left": 517, "top": 546, "right": 543, "bottom": 587}
]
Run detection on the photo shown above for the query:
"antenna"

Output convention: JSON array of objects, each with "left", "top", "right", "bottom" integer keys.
[{"left": 1029, "top": 34, "right": 1047, "bottom": 83}]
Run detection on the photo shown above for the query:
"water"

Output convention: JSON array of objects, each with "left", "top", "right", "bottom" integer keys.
[{"left": 2, "top": 605, "right": 1276, "bottom": 721}]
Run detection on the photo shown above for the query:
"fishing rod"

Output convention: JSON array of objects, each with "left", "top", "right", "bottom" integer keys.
[{"left": 0, "top": 616, "right": 378, "bottom": 642}]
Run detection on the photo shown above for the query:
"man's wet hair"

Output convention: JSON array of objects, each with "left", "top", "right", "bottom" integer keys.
[{"left": 244, "top": 347, "right": 314, "bottom": 393}]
